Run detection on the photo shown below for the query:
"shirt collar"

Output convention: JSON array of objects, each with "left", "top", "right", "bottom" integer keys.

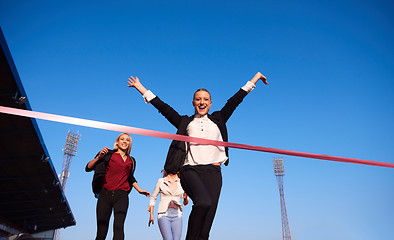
[
  {"left": 194, "top": 114, "right": 209, "bottom": 119},
  {"left": 165, "top": 176, "right": 179, "bottom": 183}
]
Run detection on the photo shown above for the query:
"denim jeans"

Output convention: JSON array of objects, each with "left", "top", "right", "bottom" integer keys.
[{"left": 158, "top": 208, "right": 183, "bottom": 240}]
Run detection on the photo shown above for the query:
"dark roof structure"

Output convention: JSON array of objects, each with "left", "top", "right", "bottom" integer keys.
[{"left": 0, "top": 27, "right": 75, "bottom": 233}]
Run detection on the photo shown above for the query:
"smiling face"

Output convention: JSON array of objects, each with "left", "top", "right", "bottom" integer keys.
[
  {"left": 192, "top": 89, "right": 212, "bottom": 116},
  {"left": 115, "top": 133, "right": 132, "bottom": 154}
]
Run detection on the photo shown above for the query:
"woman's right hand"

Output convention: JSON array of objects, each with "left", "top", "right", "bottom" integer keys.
[
  {"left": 147, "top": 206, "right": 154, "bottom": 226},
  {"left": 86, "top": 146, "right": 109, "bottom": 170},
  {"left": 148, "top": 216, "right": 154, "bottom": 227},
  {"left": 127, "top": 76, "right": 140, "bottom": 88},
  {"left": 98, "top": 147, "right": 109, "bottom": 159},
  {"left": 127, "top": 75, "right": 148, "bottom": 95}
]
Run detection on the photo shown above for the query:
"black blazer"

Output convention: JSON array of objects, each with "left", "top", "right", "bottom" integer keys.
[
  {"left": 150, "top": 88, "right": 248, "bottom": 174},
  {"left": 85, "top": 149, "right": 137, "bottom": 198}
]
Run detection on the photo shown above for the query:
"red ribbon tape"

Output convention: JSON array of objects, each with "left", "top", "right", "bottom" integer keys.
[{"left": 1, "top": 105, "right": 393, "bottom": 168}]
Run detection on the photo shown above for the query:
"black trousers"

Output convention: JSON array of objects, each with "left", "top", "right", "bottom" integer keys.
[
  {"left": 180, "top": 164, "right": 222, "bottom": 240},
  {"left": 96, "top": 189, "right": 129, "bottom": 240}
]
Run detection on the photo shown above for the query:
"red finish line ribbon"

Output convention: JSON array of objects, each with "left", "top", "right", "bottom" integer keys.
[{"left": 1, "top": 105, "right": 393, "bottom": 168}]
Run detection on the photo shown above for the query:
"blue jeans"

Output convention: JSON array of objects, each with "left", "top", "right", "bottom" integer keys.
[{"left": 158, "top": 208, "right": 183, "bottom": 240}]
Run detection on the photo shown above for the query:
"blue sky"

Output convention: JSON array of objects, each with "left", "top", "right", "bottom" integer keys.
[{"left": 1, "top": 0, "right": 393, "bottom": 239}]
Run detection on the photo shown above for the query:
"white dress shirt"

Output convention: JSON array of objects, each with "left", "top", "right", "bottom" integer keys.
[
  {"left": 184, "top": 114, "right": 227, "bottom": 165},
  {"left": 142, "top": 81, "right": 255, "bottom": 166}
]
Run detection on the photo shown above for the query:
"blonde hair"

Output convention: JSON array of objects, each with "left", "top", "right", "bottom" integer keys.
[
  {"left": 113, "top": 133, "right": 132, "bottom": 156},
  {"left": 193, "top": 88, "right": 211, "bottom": 100}
]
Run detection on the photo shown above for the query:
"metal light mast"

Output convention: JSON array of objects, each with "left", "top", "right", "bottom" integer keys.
[
  {"left": 273, "top": 157, "right": 292, "bottom": 240},
  {"left": 54, "top": 130, "right": 80, "bottom": 240},
  {"left": 60, "top": 130, "right": 80, "bottom": 191}
]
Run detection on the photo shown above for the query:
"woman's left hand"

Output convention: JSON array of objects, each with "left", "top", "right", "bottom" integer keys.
[
  {"left": 183, "top": 192, "right": 189, "bottom": 206},
  {"left": 139, "top": 189, "right": 151, "bottom": 197},
  {"left": 251, "top": 72, "right": 268, "bottom": 85},
  {"left": 132, "top": 182, "right": 151, "bottom": 197}
]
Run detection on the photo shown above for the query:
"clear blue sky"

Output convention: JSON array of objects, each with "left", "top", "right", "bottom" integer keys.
[{"left": 1, "top": 0, "right": 393, "bottom": 239}]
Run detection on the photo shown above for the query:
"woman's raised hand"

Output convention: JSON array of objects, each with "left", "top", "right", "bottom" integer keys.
[
  {"left": 127, "top": 76, "right": 140, "bottom": 88},
  {"left": 127, "top": 75, "right": 148, "bottom": 95},
  {"left": 251, "top": 72, "right": 268, "bottom": 85}
]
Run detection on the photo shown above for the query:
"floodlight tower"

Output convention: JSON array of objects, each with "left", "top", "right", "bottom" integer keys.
[
  {"left": 54, "top": 130, "right": 80, "bottom": 240},
  {"left": 273, "top": 157, "right": 292, "bottom": 240},
  {"left": 60, "top": 130, "right": 80, "bottom": 191}
]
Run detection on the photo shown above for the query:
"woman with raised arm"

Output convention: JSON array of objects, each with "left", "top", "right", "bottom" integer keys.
[
  {"left": 148, "top": 170, "right": 189, "bottom": 240},
  {"left": 127, "top": 72, "right": 268, "bottom": 240},
  {"left": 85, "top": 133, "right": 151, "bottom": 240}
]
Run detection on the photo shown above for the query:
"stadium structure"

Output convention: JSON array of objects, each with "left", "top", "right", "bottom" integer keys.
[{"left": 0, "top": 27, "right": 75, "bottom": 240}]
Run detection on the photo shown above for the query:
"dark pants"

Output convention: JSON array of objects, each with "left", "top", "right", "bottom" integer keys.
[
  {"left": 96, "top": 189, "right": 129, "bottom": 240},
  {"left": 180, "top": 164, "right": 222, "bottom": 240}
]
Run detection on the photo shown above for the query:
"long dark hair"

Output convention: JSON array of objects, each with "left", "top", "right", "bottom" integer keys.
[{"left": 161, "top": 169, "right": 179, "bottom": 178}]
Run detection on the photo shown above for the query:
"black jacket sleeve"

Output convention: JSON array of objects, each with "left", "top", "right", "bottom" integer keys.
[
  {"left": 219, "top": 88, "right": 248, "bottom": 123},
  {"left": 150, "top": 96, "right": 184, "bottom": 128}
]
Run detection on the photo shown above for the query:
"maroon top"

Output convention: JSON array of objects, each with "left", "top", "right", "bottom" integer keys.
[{"left": 102, "top": 152, "right": 133, "bottom": 192}]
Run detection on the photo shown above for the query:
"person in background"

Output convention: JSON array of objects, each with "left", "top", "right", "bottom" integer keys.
[
  {"left": 86, "top": 133, "right": 151, "bottom": 240},
  {"left": 148, "top": 170, "right": 189, "bottom": 240},
  {"left": 127, "top": 72, "right": 268, "bottom": 240}
]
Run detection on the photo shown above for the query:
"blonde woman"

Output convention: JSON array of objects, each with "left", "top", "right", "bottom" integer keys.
[
  {"left": 128, "top": 72, "right": 268, "bottom": 240},
  {"left": 86, "top": 133, "right": 150, "bottom": 240},
  {"left": 148, "top": 170, "right": 188, "bottom": 240}
]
